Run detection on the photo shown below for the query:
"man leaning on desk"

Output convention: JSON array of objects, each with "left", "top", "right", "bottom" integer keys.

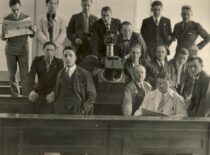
[{"left": 134, "top": 71, "right": 187, "bottom": 117}]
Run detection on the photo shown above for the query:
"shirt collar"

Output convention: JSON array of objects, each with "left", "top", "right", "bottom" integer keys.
[
  {"left": 44, "top": 13, "right": 58, "bottom": 22},
  {"left": 66, "top": 65, "right": 76, "bottom": 72},
  {"left": 12, "top": 12, "right": 21, "bottom": 19},
  {"left": 156, "top": 60, "right": 165, "bottom": 66},
  {"left": 157, "top": 88, "right": 174, "bottom": 98},
  {"left": 45, "top": 56, "right": 54, "bottom": 64},
  {"left": 82, "top": 12, "right": 90, "bottom": 18},
  {"left": 153, "top": 16, "right": 161, "bottom": 23}
]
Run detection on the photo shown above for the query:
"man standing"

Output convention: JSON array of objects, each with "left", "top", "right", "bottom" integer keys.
[
  {"left": 1, "top": 0, "right": 35, "bottom": 97},
  {"left": 115, "top": 21, "right": 147, "bottom": 59},
  {"left": 37, "top": 0, "right": 66, "bottom": 58},
  {"left": 141, "top": 0, "right": 172, "bottom": 60},
  {"left": 173, "top": 5, "right": 210, "bottom": 56},
  {"left": 67, "top": 0, "right": 98, "bottom": 63},
  {"left": 91, "top": 6, "right": 121, "bottom": 59},
  {"left": 122, "top": 65, "right": 152, "bottom": 116},
  {"left": 187, "top": 57, "right": 210, "bottom": 116},
  {"left": 28, "top": 41, "right": 63, "bottom": 114},
  {"left": 134, "top": 72, "right": 187, "bottom": 117}
]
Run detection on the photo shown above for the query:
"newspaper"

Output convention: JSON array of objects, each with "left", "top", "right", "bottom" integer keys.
[
  {"left": 141, "top": 108, "right": 169, "bottom": 116},
  {"left": 2, "top": 17, "right": 33, "bottom": 38}
]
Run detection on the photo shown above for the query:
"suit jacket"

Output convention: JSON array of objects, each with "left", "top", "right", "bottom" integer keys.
[
  {"left": 122, "top": 81, "right": 152, "bottom": 116},
  {"left": 167, "top": 58, "right": 194, "bottom": 97},
  {"left": 91, "top": 18, "right": 121, "bottom": 58},
  {"left": 55, "top": 66, "right": 97, "bottom": 114},
  {"left": 28, "top": 56, "right": 64, "bottom": 98},
  {"left": 173, "top": 21, "right": 210, "bottom": 55},
  {"left": 67, "top": 12, "right": 98, "bottom": 43},
  {"left": 2, "top": 12, "right": 35, "bottom": 56},
  {"left": 114, "top": 32, "right": 147, "bottom": 58},
  {"left": 141, "top": 16, "right": 172, "bottom": 59},
  {"left": 134, "top": 89, "right": 187, "bottom": 116},
  {"left": 188, "top": 71, "right": 210, "bottom": 116}
]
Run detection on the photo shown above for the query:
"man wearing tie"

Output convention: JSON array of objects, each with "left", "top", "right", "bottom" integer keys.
[
  {"left": 114, "top": 21, "right": 147, "bottom": 59},
  {"left": 67, "top": 0, "right": 98, "bottom": 63},
  {"left": 1, "top": 0, "right": 35, "bottom": 97},
  {"left": 122, "top": 65, "right": 152, "bottom": 116},
  {"left": 37, "top": 0, "right": 66, "bottom": 58},
  {"left": 91, "top": 6, "right": 121, "bottom": 59},
  {"left": 173, "top": 5, "right": 210, "bottom": 56},
  {"left": 141, "top": 0, "right": 172, "bottom": 60},
  {"left": 134, "top": 71, "right": 187, "bottom": 117},
  {"left": 54, "top": 46, "right": 96, "bottom": 115},
  {"left": 28, "top": 41, "right": 64, "bottom": 113},
  {"left": 187, "top": 57, "right": 210, "bottom": 116}
]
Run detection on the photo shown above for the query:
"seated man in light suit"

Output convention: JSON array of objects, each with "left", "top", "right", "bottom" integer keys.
[
  {"left": 173, "top": 5, "right": 210, "bottom": 57},
  {"left": 122, "top": 65, "right": 152, "bottom": 116},
  {"left": 134, "top": 72, "right": 187, "bottom": 117}
]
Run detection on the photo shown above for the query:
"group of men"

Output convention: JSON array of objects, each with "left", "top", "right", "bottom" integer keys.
[{"left": 1, "top": 0, "right": 210, "bottom": 116}]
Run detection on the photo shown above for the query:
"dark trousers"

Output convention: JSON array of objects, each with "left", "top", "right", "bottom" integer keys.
[{"left": 6, "top": 53, "right": 29, "bottom": 97}]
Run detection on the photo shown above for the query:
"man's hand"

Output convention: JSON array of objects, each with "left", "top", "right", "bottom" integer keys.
[
  {"left": 29, "top": 91, "right": 38, "bottom": 102},
  {"left": 75, "top": 38, "right": 83, "bottom": 45},
  {"left": 46, "top": 92, "right": 55, "bottom": 104}
]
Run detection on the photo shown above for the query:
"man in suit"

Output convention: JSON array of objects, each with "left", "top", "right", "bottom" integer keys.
[
  {"left": 28, "top": 41, "right": 64, "bottom": 113},
  {"left": 173, "top": 5, "right": 210, "bottom": 56},
  {"left": 91, "top": 6, "right": 121, "bottom": 59},
  {"left": 114, "top": 21, "right": 147, "bottom": 59},
  {"left": 141, "top": 0, "right": 172, "bottom": 60},
  {"left": 167, "top": 48, "right": 194, "bottom": 98},
  {"left": 67, "top": 0, "right": 98, "bottom": 63},
  {"left": 187, "top": 57, "right": 210, "bottom": 116},
  {"left": 37, "top": 0, "right": 66, "bottom": 58},
  {"left": 1, "top": 0, "right": 35, "bottom": 97},
  {"left": 54, "top": 46, "right": 96, "bottom": 115},
  {"left": 122, "top": 65, "right": 152, "bottom": 116},
  {"left": 134, "top": 71, "right": 187, "bottom": 117}
]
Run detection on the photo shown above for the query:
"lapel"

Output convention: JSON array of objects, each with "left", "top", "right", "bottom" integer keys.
[
  {"left": 182, "top": 21, "right": 192, "bottom": 35},
  {"left": 47, "top": 57, "right": 56, "bottom": 78},
  {"left": 172, "top": 59, "right": 178, "bottom": 74},
  {"left": 72, "top": 67, "right": 83, "bottom": 101},
  {"left": 126, "top": 59, "right": 134, "bottom": 80},
  {"left": 149, "top": 90, "right": 157, "bottom": 111}
]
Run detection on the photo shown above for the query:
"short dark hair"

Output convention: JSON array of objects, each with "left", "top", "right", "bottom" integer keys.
[
  {"left": 131, "top": 44, "right": 142, "bottom": 51},
  {"left": 157, "top": 71, "right": 171, "bottom": 81},
  {"left": 9, "top": 0, "right": 21, "bottom": 7},
  {"left": 63, "top": 46, "right": 77, "bottom": 55},
  {"left": 121, "top": 21, "right": 132, "bottom": 28},
  {"left": 151, "top": 0, "right": 163, "bottom": 8},
  {"left": 177, "top": 48, "right": 189, "bottom": 56},
  {"left": 81, "top": 0, "right": 92, "bottom": 3},
  {"left": 43, "top": 41, "right": 56, "bottom": 49},
  {"left": 46, "top": 0, "right": 59, "bottom": 4},
  {"left": 182, "top": 5, "right": 192, "bottom": 12},
  {"left": 187, "top": 56, "right": 203, "bottom": 64},
  {"left": 101, "top": 6, "right": 112, "bottom": 13}
]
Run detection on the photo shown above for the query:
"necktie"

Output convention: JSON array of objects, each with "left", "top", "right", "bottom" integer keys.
[
  {"left": 124, "top": 40, "right": 130, "bottom": 56},
  {"left": 64, "top": 68, "right": 70, "bottom": 78},
  {"left": 158, "top": 93, "right": 165, "bottom": 112},
  {"left": 106, "top": 24, "right": 110, "bottom": 30},
  {"left": 83, "top": 14, "right": 89, "bottom": 33},
  {"left": 160, "top": 62, "right": 164, "bottom": 71},
  {"left": 183, "top": 22, "right": 187, "bottom": 31},
  {"left": 46, "top": 59, "right": 51, "bottom": 72},
  {"left": 155, "top": 18, "right": 158, "bottom": 26},
  {"left": 47, "top": 13, "right": 55, "bottom": 41}
]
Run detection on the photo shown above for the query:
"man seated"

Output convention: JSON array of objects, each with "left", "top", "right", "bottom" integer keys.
[
  {"left": 134, "top": 72, "right": 187, "bottom": 117},
  {"left": 122, "top": 65, "right": 152, "bottom": 116},
  {"left": 54, "top": 46, "right": 97, "bottom": 115},
  {"left": 168, "top": 48, "right": 194, "bottom": 98},
  {"left": 28, "top": 41, "right": 64, "bottom": 113},
  {"left": 91, "top": 6, "right": 121, "bottom": 59},
  {"left": 114, "top": 21, "right": 147, "bottom": 59},
  {"left": 187, "top": 57, "right": 210, "bottom": 117},
  {"left": 124, "top": 44, "right": 158, "bottom": 83}
]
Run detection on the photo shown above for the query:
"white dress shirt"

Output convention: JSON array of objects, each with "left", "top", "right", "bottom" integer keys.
[
  {"left": 66, "top": 65, "right": 77, "bottom": 77},
  {"left": 153, "top": 16, "right": 162, "bottom": 26}
]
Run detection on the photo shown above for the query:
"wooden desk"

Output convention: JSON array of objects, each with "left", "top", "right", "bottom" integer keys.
[{"left": 0, "top": 114, "right": 210, "bottom": 155}]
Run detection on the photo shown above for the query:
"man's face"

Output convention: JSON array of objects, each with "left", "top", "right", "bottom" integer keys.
[
  {"left": 44, "top": 44, "right": 55, "bottom": 60},
  {"left": 10, "top": 3, "right": 21, "bottom": 17},
  {"left": 176, "top": 53, "right": 188, "bottom": 65},
  {"left": 81, "top": 0, "right": 92, "bottom": 14},
  {"left": 155, "top": 46, "right": 167, "bottom": 61},
  {"left": 151, "top": 5, "right": 163, "bottom": 18},
  {"left": 47, "top": 0, "right": 59, "bottom": 13},
  {"left": 134, "top": 67, "right": 146, "bottom": 83},
  {"left": 181, "top": 9, "right": 192, "bottom": 22},
  {"left": 121, "top": 25, "right": 133, "bottom": 40},
  {"left": 101, "top": 10, "right": 112, "bottom": 24},
  {"left": 188, "top": 60, "right": 203, "bottom": 76},
  {"left": 156, "top": 78, "right": 169, "bottom": 93},
  {"left": 63, "top": 49, "right": 77, "bottom": 67},
  {"left": 130, "top": 47, "right": 141, "bottom": 62}
]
